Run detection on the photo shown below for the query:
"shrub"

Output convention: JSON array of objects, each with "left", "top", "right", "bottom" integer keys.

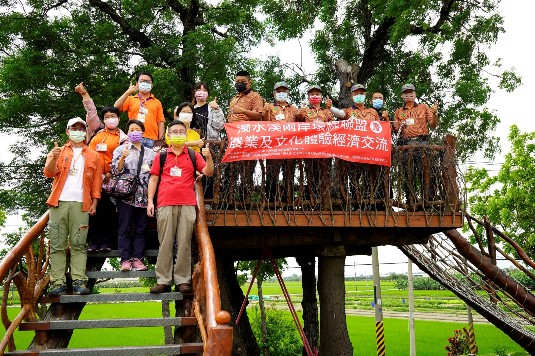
[
  {"left": 445, "top": 328, "right": 477, "bottom": 356},
  {"left": 249, "top": 305, "right": 303, "bottom": 355}
]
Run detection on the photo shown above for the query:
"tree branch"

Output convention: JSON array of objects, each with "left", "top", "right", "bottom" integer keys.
[
  {"left": 410, "top": 0, "right": 456, "bottom": 35},
  {"left": 357, "top": 17, "right": 396, "bottom": 83}
]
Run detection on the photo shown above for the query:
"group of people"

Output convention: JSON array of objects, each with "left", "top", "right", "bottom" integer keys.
[{"left": 44, "top": 70, "right": 438, "bottom": 296}]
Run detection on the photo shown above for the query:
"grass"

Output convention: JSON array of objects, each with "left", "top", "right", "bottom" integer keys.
[{"left": 6, "top": 301, "right": 529, "bottom": 355}]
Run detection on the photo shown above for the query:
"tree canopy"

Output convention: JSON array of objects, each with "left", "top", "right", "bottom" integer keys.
[
  {"left": 465, "top": 125, "right": 535, "bottom": 258},
  {"left": 0, "top": 0, "right": 521, "bottom": 221}
]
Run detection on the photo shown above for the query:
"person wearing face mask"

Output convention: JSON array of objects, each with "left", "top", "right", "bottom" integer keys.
[
  {"left": 114, "top": 71, "right": 165, "bottom": 149},
  {"left": 75, "top": 84, "right": 128, "bottom": 252},
  {"left": 296, "top": 85, "right": 334, "bottom": 122},
  {"left": 393, "top": 84, "right": 439, "bottom": 208},
  {"left": 326, "top": 84, "right": 379, "bottom": 121},
  {"left": 295, "top": 85, "right": 334, "bottom": 208},
  {"left": 173, "top": 102, "right": 203, "bottom": 152},
  {"left": 371, "top": 92, "right": 389, "bottom": 122},
  {"left": 262, "top": 81, "right": 299, "bottom": 203},
  {"left": 44, "top": 118, "right": 102, "bottom": 296},
  {"left": 227, "top": 71, "right": 263, "bottom": 204},
  {"left": 111, "top": 120, "right": 157, "bottom": 271},
  {"left": 191, "top": 82, "right": 225, "bottom": 141},
  {"left": 146, "top": 120, "right": 214, "bottom": 294},
  {"left": 227, "top": 70, "right": 264, "bottom": 123}
]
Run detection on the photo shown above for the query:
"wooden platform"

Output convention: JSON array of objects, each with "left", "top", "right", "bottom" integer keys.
[{"left": 205, "top": 211, "right": 463, "bottom": 259}]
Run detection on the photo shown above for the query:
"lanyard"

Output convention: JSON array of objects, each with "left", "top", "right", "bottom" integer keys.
[{"left": 137, "top": 93, "right": 152, "bottom": 108}]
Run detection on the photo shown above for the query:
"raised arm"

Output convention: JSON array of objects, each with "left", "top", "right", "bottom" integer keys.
[
  {"left": 114, "top": 82, "right": 138, "bottom": 110},
  {"left": 75, "top": 82, "right": 102, "bottom": 138}
]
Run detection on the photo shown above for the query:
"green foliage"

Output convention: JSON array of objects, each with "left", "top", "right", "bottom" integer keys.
[
  {"left": 249, "top": 305, "right": 302, "bottom": 355},
  {"left": 237, "top": 258, "right": 287, "bottom": 283},
  {"left": 466, "top": 125, "right": 535, "bottom": 259}
]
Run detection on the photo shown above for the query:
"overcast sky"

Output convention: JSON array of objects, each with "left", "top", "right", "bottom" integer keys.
[{"left": 1, "top": 1, "right": 533, "bottom": 277}]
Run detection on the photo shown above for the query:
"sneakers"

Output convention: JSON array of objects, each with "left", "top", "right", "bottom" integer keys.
[
  {"left": 72, "top": 280, "right": 90, "bottom": 295},
  {"left": 48, "top": 284, "right": 67, "bottom": 296},
  {"left": 149, "top": 284, "right": 171, "bottom": 294},
  {"left": 120, "top": 260, "right": 132, "bottom": 271},
  {"left": 132, "top": 258, "right": 147, "bottom": 271},
  {"left": 177, "top": 283, "right": 193, "bottom": 294}
]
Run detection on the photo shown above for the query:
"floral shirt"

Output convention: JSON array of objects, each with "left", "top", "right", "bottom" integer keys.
[{"left": 111, "top": 143, "right": 157, "bottom": 208}]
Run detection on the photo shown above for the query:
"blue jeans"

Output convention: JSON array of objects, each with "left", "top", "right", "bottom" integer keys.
[{"left": 141, "top": 137, "right": 154, "bottom": 148}]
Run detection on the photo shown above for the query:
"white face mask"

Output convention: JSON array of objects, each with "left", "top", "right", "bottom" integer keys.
[
  {"left": 138, "top": 82, "right": 152, "bottom": 93},
  {"left": 69, "top": 130, "right": 86, "bottom": 143},
  {"left": 178, "top": 112, "right": 193, "bottom": 123},
  {"left": 104, "top": 117, "right": 119, "bottom": 129}
]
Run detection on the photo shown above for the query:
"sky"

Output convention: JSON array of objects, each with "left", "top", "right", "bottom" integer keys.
[{"left": 1, "top": 1, "right": 534, "bottom": 277}]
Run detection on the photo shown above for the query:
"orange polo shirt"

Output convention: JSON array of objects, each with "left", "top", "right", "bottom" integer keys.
[
  {"left": 89, "top": 129, "right": 121, "bottom": 174},
  {"left": 44, "top": 142, "right": 102, "bottom": 212},
  {"left": 121, "top": 94, "right": 165, "bottom": 140},
  {"left": 342, "top": 106, "right": 380, "bottom": 121},
  {"left": 227, "top": 90, "right": 264, "bottom": 123},
  {"left": 262, "top": 102, "right": 298, "bottom": 122},
  {"left": 394, "top": 103, "right": 438, "bottom": 138},
  {"left": 296, "top": 106, "right": 334, "bottom": 122}
]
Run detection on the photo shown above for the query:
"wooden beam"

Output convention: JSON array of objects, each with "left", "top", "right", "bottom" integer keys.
[{"left": 206, "top": 211, "right": 463, "bottom": 228}]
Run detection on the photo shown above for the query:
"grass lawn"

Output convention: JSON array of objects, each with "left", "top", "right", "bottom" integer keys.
[{"left": 6, "top": 302, "right": 528, "bottom": 355}]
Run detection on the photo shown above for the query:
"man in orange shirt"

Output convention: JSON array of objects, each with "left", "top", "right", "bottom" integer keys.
[
  {"left": 326, "top": 84, "right": 379, "bottom": 121},
  {"left": 226, "top": 70, "right": 264, "bottom": 204},
  {"left": 393, "top": 83, "right": 439, "bottom": 208},
  {"left": 263, "top": 81, "right": 299, "bottom": 203},
  {"left": 44, "top": 118, "right": 102, "bottom": 296},
  {"left": 115, "top": 71, "right": 165, "bottom": 148}
]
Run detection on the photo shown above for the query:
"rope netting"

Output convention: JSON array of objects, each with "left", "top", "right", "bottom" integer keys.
[
  {"left": 202, "top": 138, "right": 463, "bottom": 225},
  {"left": 401, "top": 233, "right": 535, "bottom": 344}
]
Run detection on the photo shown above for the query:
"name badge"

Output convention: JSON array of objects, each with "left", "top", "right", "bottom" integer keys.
[
  {"left": 141, "top": 163, "right": 150, "bottom": 172},
  {"left": 170, "top": 167, "right": 182, "bottom": 177},
  {"left": 96, "top": 143, "right": 107, "bottom": 152},
  {"left": 139, "top": 106, "right": 148, "bottom": 114},
  {"left": 69, "top": 167, "right": 79, "bottom": 176},
  {"left": 275, "top": 113, "right": 285, "bottom": 121},
  {"left": 137, "top": 113, "right": 146, "bottom": 122},
  {"left": 405, "top": 118, "right": 415, "bottom": 125}
]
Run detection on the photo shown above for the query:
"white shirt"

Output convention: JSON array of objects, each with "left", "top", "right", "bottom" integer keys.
[{"left": 59, "top": 147, "right": 85, "bottom": 202}]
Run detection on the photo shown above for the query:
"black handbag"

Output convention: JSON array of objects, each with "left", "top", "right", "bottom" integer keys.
[{"left": 102, "top": 145, "right": 145, "bottom": 199}]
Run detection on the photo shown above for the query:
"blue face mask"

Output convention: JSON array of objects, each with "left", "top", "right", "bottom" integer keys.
[
  {"left": 372, "top": 99, "right": 384, "bottom": 109},
  {"left": 353, "top": 94, "right": 366, "bottom": 104},
  {"left": 275, "top": 92, "right": 288, "bottom": 102}
]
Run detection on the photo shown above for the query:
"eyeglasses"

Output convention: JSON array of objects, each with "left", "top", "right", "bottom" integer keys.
[{"left": 139, "top": 80, "right": 152, "bottom": 84}]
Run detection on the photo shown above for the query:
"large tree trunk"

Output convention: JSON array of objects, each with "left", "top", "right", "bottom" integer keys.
[
  {"left": 257, "top": 278, "right": 270, "bottom": 356},
  {"left": 335, "top": 59, "right": 360, "bottom": 108},
  {"left": 317, "top": 254, "right": 353, "bottom": 356},
  {"left": 216, "top": 255, "right": 260, "bottom": 355},
  {"left": 296, "top": 256, "right": 319, "bottom": 355}
]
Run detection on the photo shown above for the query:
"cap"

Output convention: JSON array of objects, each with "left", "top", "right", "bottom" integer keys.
[
  {"left": 307, "top": 85, "right": 322, "bottom": 93},
  {"left": 401, "top": 83, "right": 416, "bottom": 93},
  {"left": 66, "top": 117, "right": 87, "bottom": 129},
  {"left": 350, "top": 84, "right": 366, "bottom": 92},
  {"left": 273, "top": 81, "right": 289, "bottom": 90}
]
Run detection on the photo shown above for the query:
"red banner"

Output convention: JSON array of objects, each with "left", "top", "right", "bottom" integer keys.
[{"left": 222, "top": 120, "right": 392, "bottom": 166}]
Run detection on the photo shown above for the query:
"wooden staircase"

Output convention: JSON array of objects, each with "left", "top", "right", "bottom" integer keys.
[{"left": 1, "top": 182, "right": 233, "bottom": 355}]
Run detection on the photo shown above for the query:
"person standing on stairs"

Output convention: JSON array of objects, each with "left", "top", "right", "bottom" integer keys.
[
  {"left": 146, "top": 120, "right": 214, "bottom": 294},
  {"left": 111, "top": 120, "right": 157, "bottom": 272},
  {"left": 44, "top": 117, "right": 102, "bottom": 296},
  {"left": 75, "top": 83, "right": 127, "bottom": 253}
]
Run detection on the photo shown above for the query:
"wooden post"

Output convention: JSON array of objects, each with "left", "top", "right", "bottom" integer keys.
[
  {"left": 442, "top": 135, "right": 460, "bottom": 211},
  {"left": 296, "top": 255, "right": 319, "bottom": 355},
  {"left": 372, "top": 247, "right": 385, "bottom": 356}
]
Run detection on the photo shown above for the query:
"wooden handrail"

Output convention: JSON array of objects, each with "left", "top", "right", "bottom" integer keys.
[
  {"left": 0, "top": 212, "right": 48, "bottom": 282},
  {"left": 194, "top": 180, "right": 233, "bottom": 354}
]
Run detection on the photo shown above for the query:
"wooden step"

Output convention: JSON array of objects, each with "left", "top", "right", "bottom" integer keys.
[
  {"left": 19, "top": 317, "right": 197, "bottom": 331},
  {"left": 39, "top": 292, "right": 183, "bottom": 304},
  {"left": 4, "top": 343, "right": 203, "bottom": 355},
  {"left": 86, "top": 270, "right": 155, "bottom": 278},
  {"left": 87, "top": 249, "right": 159, "bottom": 258}
]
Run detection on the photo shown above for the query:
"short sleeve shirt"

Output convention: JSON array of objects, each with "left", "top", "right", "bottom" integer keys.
[
  {"left": 149, "top": 146, "right": 207, "bottom": 208},
  {"left": 227, "top": 90, "right": 264, "bottom": 123},
  {"left": 394, "top": 103, "right": 438, "bottom": 139},
  {"left": 262, "top": 102, "right": 298, "bottom": 122},
  {"left": 296, "top": 106, "right": 334, "bottom": 122},
  {"left": 342, "top": 106, "right": 380, "bottom": 121},
  {"left": 121, "top": 94, "right": 165, "bottom": 140}
]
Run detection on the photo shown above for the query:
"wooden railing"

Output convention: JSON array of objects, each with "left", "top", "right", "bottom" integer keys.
[
  {"left": 192, "top": 180, "right": 233, "bottom": 354},
  {"left": 0, "top": 212, "right": 49, "bottom": 355}
]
